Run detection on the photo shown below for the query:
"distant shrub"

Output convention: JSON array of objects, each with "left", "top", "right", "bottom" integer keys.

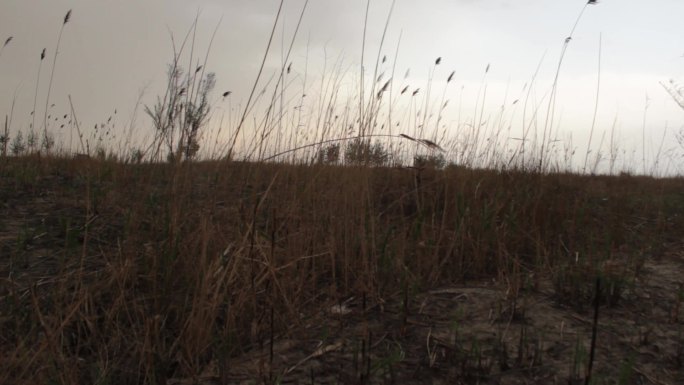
[
  {"left": 414, "top": 153, "right": 446, "bottom": 169},
  {"left": 316, "top": 143, "right": 340, "bottom": 164},
  {"left": 344, "top": 139, "right": 389, "bottom": 166},
  {"left": 11, "top": 131, "right": 25, "bottom": 155},
  {"left": 145, "top": 63, "right": 216, "bottom": 162}
]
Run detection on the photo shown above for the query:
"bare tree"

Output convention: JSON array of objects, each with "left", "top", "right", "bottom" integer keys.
[
  {"left": 145, "top": 64, "right": 216, "bottom": 162},
  {"left": 661, "top": 80, "right": 684, "bottom": 152}
]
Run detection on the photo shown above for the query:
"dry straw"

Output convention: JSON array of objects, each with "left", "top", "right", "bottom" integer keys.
[
  {"left": 42, "top": 9, "right": 73, "bottom": 150},
  {"left": 0, "top": 36, "right": 12, "bottom": 57}
]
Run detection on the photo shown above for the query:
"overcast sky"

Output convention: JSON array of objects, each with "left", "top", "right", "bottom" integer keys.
[{"left": 1, "top": 0, "right": 684, "bottom": 172}]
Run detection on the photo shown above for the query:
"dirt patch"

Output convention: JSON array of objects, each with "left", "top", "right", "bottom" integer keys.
[{"left": 173, "top": 247, "right": 684, "bottom": 384}]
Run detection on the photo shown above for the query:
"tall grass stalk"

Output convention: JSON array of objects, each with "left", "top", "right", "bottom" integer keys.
[
  {"left": 517, "top": 52, "right": 545, "bottom": 169},
  {"left": 642, "top": 94, "right": 650, "bottom": 175},
  {"left": 540, "top": 1, "right": 594, "bottom": 171},
  {"left": 0, "top": 36, "right": 11, "bottom": 58},
  {"left": 1, "top": 115, "right": 7, "bottom": 157},
  {"left": 359, "top": 0, "right": 370, "bottom": 136},
  {"left": 68, "top": 95, "right": 86, "bottom": 154},
  {"left": 386, "top": 30, "right": 402, "bottom": 151},
  {"left": 583, "top": 34, "right": 602, "bottom": 173},
  {"left": 363, "top": 0, "right": 396, "bottom": 142},
  {"left": 4, "top": 87, "right": 19, "bottom": 150},
  {"left": 227, "top": 0, "right": 284, "bottom": 161},
  {"left": 255, "top": 0, "right": 308, "bottom": 161},
  {"left": 32, "top": 48, "right": 46, "bottom": 134},
  {"left": 42, "top": 10, "right": 72, "bottom": 152},
  {"left": 608, "top": 113, "right": 618, "bottom": 174}
]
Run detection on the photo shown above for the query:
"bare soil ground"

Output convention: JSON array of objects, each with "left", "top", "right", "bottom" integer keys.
[{"left": 207, "top": 245, "right": 684, "bottom": 385}]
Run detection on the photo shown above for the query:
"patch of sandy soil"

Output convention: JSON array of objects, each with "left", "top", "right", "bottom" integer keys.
[{"left": 179, "top": 246, "right": 684, "bottom": 385}]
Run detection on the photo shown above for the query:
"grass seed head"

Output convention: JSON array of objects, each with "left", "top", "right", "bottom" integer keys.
[{"left": 421, "top": 139, "right": 444, "bottom": 151}]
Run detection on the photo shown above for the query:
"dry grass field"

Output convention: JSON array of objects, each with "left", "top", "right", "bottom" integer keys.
[
  {"left": 3, "top": 2, "right": 684, "bottom": 383},
  {"left": 1, "top": 155, "right": 683, "bottom": 384}
]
